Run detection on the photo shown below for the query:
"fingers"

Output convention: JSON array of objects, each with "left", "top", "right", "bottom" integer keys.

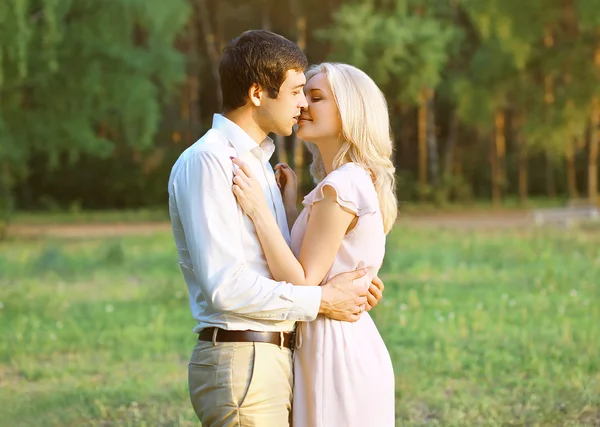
[
  {"left": 233, "top": 166, "right": 249, "bottom": 180},
  {"left": 232, "top": 164, "right": 251, "bottom": 190},
  {"left": 232, "top": 174, "right": 249, "bottom": 190},
  {"left": 365, "top": 291, "right": 377, "bottom": 311},
  {"left": 231, "top": 157, "right": 254, "bottom": 178},
  {"left": 328, "top": 268, "right": 369, "bottom": 286},
  {"left": 349, "top": 301, "right": 367, "bottom": 322},
  {"left": 232, "top": 184, "right": 243, "bottom": 198},
  {"left": 275, "top": 163, "right": 296, "bottom": 181},
  {"left": 371, "top": 275, "right": 385, "bottom": 293},
  {"left": 352, "top": 267, "right": 369, "bottom": 281},
  {"left": 275, "top": 169, "right": 287, "bottom": 190},
  {"left": 368, "top": 282, "right": 383, "bottom": 302}
]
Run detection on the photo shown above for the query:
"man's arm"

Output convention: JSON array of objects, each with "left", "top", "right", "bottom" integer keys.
[{"left": 173, "top": 151, "right": 321, "bottom": 322}]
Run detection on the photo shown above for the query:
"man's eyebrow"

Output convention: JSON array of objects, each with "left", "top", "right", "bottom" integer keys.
[{"left": 292, "top": 84, "right": 305, "bottom": 90}]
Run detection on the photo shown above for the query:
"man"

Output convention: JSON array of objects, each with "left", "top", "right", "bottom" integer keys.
[{"left": 168, "top": 30, "right": 384, "bottom": 426}]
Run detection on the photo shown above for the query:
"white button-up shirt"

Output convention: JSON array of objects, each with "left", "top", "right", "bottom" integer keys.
[{"left": 168, "top": 114, "right": 321, "bottom": 333}]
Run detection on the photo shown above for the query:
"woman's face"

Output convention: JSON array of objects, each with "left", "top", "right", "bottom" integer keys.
[{"left": 296, "top": 72, "right": 342, "bottom": 143}]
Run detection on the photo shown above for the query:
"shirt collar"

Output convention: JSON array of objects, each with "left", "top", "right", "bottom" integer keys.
[{"left": 212, "top": 114, "right": 275, "bottom": 162}]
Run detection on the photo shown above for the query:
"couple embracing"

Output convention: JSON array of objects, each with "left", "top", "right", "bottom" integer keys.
[{"left": 168, "top": 29, "right": 397, "bottom": 427}]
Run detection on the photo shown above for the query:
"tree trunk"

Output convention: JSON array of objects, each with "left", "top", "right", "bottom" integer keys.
[
  {"left": 565, "top": 136, "right": 578, "bottom": 199},
  {"left": 196, "top": 0, "right": 222, "bottom": 109},
  {"left": 492, "top": 109, "right": 506, "bottom": 207},
  {"left": 261, "top": 0, "right": 271, "bottom": 30},
  {"left": 275, "top": 135, "right": 288, "bottom": 165},
  {"left": 514, "top": 118, "right": 528, "bottom": 204},
  {"left": 418, "top": 88, "right": 429, "bottom": 199},
  {"left": 290, "top": 0, "right": 307, "bottom": 198},
  {"left": 590, "top": 98, "right": 600, "bottom": 205},
  {"left": 518, "top": 152, "right": 528, "bottom": 204},
  {"left": 426, "top": 90, "right": 439, "bottom": 186},
  {"left": 0, "top": 165, "right": 13, "bottom": 241},
  {"left": 182, "top": 13, "right": 200, "bottom": 144},
  {"left": 546, "top": 156, "right": 557, "bottom": 198},
  {"left": 443, "top": 111, "right": 458, "bottom": 178}
]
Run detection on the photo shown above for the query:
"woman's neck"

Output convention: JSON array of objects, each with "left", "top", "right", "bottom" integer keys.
[{"left": 316, "top": 138, "right": 343, "bottom": 175}]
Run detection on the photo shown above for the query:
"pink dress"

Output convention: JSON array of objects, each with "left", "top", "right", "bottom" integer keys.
[{"left": 291, "top": 163, "right": 395, "bottom": 427}]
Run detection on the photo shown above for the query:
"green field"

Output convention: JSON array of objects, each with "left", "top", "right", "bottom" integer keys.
[{"left": 1, "top": 224, "right": 599, "bottom": 426}]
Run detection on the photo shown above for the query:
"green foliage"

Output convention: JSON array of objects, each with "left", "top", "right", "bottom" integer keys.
[
  {"left": 0, "top": 0, "right": 190, "bottom": 224},
  {"left": 321, "top": 1, "right": 456, "bottom": 104},
  {"left": 1, "top": 0, "right": 600, "bottom": 211}
]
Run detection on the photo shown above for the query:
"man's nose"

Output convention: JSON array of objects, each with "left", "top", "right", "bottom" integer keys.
[{"left": 298, "top": 92, "right": 308, "bottom": 109}]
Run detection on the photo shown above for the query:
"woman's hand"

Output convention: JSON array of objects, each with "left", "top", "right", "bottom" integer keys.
[
  {"left": 231, "top": 157, "right": 270, "bottom": 219},
  {"left": 274, "top": 163, "right": 298, "bottom": 212}
]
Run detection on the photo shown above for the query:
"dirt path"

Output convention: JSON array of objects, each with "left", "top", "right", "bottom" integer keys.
[
  {"left": 8, "top": 222, "right": 173, "bottom": 238},
  {"left": 401, "top": 210, "right": 533, "bottom": 229},
  {"left": 6, "top": 211, "right": 534, "bottom": 238}
]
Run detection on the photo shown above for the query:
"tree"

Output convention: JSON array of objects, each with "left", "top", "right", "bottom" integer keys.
[
  {"left": 320, "top": 0, "right": 455, "bottom": 199},
  {"left": 0, "top": 0, "right": 189, "bottom": 236}
]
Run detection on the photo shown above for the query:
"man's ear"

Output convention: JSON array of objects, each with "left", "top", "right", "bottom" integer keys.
[{"left": 248, "top": 83, "right": 263, "bottom": 107}]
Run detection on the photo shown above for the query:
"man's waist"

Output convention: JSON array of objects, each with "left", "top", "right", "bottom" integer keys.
[
  {"left": 198, "top": 327, "right": 295, "bottom": 350},
  {"left": 192, "top": 316, "right": 296, "bottom": 334}
]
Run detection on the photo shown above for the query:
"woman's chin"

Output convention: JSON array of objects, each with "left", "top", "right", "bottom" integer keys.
[{"left": 296, "top": 128, "right": 309, "bottom": 141}]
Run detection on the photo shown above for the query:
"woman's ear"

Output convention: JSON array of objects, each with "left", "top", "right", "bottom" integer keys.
[{"left": 248, "top": 83, "right": 263, "bottom": 107}]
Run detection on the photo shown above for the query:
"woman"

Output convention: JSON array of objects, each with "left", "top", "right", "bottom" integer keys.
[{"left": 231, "top": 62, "right": 396, "bottom": 426}]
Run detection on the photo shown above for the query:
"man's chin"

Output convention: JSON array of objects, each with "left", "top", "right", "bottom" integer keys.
[{"left": 278, "top": 126, "right": 294, "bottom": 137}]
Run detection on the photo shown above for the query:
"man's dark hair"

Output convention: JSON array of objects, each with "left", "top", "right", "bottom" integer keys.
[{"left": 219, "top": 30, "right": 308, "bottom": 112}]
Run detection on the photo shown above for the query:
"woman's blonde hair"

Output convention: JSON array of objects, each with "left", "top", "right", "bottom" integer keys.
[{"left": 303, "top": 63, "right": 397, "bottom": 234}]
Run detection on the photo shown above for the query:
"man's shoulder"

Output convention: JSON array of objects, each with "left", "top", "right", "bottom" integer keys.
[
  {"left": 168, "top": 129, "right": 235, "bottom": 188},
  {"left": 182, "top": 128, "right": 232, "bottom": 159}
]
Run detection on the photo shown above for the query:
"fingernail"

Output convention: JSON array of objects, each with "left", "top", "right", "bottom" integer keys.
[
  {"left": 282, "top": 165, "right": 287, "bottom": 168},
  {"left": 230, "top": 156, "right": 234, "bottom": 160}
]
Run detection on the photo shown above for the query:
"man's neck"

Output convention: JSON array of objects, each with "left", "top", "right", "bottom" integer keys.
[{"left": 223, "top": 108, "right": 267, "bottom": 145}]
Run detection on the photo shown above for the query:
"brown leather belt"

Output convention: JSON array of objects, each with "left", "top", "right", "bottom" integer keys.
[{"left": 198, "top": 327, "right": 295, "bottom": 350}]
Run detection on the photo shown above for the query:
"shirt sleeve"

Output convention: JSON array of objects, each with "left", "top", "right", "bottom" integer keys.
[
  {"left": 303, "top": 168, "right": 378, "bottom": 216},
  {"left": 172, "top": 151, "right": 321, "bottom": 321}
]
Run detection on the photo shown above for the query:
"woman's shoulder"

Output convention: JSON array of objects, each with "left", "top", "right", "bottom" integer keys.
[
  {"left": 306, "top": 163, "right": 378, "bottom": 215},
  {"left": 325, "top": 163, "right": 375, "bottom": 194}
]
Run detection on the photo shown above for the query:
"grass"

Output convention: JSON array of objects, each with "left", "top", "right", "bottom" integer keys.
[{"left": 0, "top": 224, "right": 599, "bottom": 426}]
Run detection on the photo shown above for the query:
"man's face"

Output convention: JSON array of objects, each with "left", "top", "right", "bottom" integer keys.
[{"left": 256, "top": 70, "right": 308, "bottom": 136}]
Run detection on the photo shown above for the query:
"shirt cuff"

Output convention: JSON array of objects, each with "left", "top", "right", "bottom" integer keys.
[{"left": 288, "top": 285, "right": 322, "bottom": 321}]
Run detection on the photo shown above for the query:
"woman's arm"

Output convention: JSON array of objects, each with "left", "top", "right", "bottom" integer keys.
[{"left": 232, "top": 158, "right": 355, "bottom": 286}]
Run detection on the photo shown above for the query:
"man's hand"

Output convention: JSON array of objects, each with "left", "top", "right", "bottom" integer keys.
[
  {"left": 365, "top": 276, "right": 384, "bottom": 312},
  {"left": 319, "top": 269, "right": 369, "bottom": 322}
]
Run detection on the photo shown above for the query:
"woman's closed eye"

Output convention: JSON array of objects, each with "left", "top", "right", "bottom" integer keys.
[{"left": 311, "top": 97, "right": 322, "bottom": 102}]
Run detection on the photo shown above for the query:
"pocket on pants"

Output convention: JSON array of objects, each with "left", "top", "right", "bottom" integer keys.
[
  {"left": 188, "top": 342, "right": 236, "bottom": 425},
  {"left": 231, "top": 342, "right": 256, "bottom": 408},
  {"left": 189, "top": 340, "right": 223, "bottom": 369}
]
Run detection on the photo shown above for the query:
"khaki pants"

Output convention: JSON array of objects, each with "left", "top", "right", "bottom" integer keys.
[{"left": 188, "top": 339, "right": 293, "bottom": 427}]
